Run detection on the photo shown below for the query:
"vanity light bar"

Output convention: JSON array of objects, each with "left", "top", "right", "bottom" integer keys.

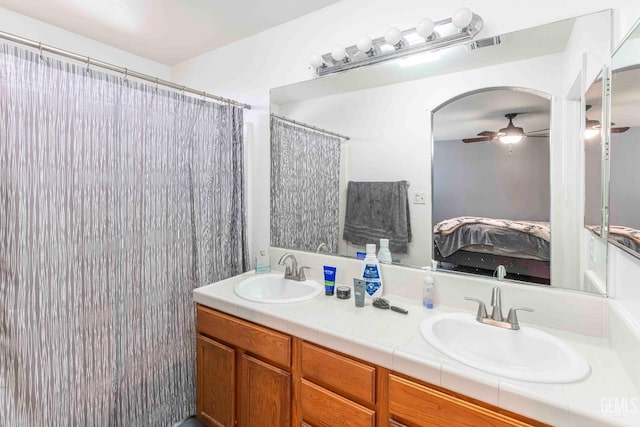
[{"left": 310, "top": 8, "right": 483, "bottom": 76}]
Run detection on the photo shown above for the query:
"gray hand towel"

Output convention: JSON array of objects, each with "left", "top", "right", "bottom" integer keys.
[{"left": 343, "top": 180, "right": 412, "bottom": 253}]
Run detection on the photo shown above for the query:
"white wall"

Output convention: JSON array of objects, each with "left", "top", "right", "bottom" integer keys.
[
  {"left": 608, "top": 243, "right": 640, "bottom": 305},
  {"left": 433, "top": 137, "right": 551, "bottom": 224},
  {"left": 0, "top": 6, "right": 170, "bottom": 79}
]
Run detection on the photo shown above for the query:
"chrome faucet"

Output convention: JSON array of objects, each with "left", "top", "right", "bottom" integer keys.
[
  {"left": 490, "top": 286, "right": 503, "bottom": 321},
  {"left": 316, "top": 243, "right": 329, "bottom": 253},
  {"left": 465, "top": 287, "right": 534, "bottom": 330},
  {"left": 277, "top": 253, "right": 309, "bottom": 281}
]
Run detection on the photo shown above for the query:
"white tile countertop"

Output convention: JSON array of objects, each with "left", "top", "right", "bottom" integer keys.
[{"left": 193, "top": 271, "right": 640, "bottom": 427}]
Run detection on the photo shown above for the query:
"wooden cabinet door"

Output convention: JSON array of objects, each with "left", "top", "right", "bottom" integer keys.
[
  {"left": 197, "top": 335, "right": 236, "bottom": 427},
  {"left": 239, "top": 353, "right": 291, "bottom": 427}
]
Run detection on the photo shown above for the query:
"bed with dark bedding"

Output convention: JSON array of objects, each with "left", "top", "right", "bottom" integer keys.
[
  {"left": 587, "top": 225, "right": 640, "bottom": 254},
  {"left": 433, "top": 216, "right": 551, "bottom": 284}
]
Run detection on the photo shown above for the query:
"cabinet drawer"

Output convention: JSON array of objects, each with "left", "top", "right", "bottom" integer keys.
[
  {"left": 389, "top": 374, "right": 538, "bottom": 427},
  {"left": 197, "top": 305, "right": 291, "bottom": 368},
  {"left": 301, "top": 341, "right": 376, "bottom": 405},
  {"left": 301, "top": 379, "right": 375, "bottom": 427}
]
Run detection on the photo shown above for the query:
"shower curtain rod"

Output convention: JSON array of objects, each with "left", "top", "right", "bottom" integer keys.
[
  {"left": 0, "top": 29, "right": 251, "bottom": 110},
  {"left": 271, "top": 114, "right": 350, "bottom": 140}
]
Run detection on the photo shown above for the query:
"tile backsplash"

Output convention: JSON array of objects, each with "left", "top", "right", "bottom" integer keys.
[{"left": 269, "top": 247, "right": 608, "bottom": 337}]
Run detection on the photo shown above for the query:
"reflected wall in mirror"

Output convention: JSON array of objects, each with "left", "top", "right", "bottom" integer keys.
[
  {"left": 270, "top": 11, "right": 611, "bottom": 293},
  {"left": 432, "top": 89, "right": 551, "bottom": 285},
  {"left": 583, "top": 73, "right": 609, "bottom": 293},
  {"left": 609, "top": 22, "right": 640, "bottom": 259},
  {"left": 584, "top": 76, "right": 605, "bottom": 234}
]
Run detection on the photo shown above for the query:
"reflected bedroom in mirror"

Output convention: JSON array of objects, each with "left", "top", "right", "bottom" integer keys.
[
  {"left": 270, "top": 10, "right": 611, "bottom": 292},
  {"left": 432, "top": 89, "right": 551, "bottom": 285}
]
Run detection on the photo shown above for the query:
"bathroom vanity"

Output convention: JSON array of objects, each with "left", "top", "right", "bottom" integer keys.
[
  {"left": 195, "top": 303, "right": 545, "bottom": 426},
  {"left": 193, "top": 266, "right": 640, "bottom": 427}
]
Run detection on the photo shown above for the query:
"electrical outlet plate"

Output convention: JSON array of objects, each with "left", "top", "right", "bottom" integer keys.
[{"left": 414, "top": 192, "right": 427, "bottom": 204}]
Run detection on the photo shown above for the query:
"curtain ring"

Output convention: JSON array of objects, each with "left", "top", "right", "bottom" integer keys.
[
  {"left": 180, "top": 86, "right": 186, "bottom": 98},
  {"left": 154, "top": 77, "right": 159, "bottom": 92},
  {"left": 85, "top": 57, "right": 91, "bottom": 73},
  {"left": 201, "top": 90, "right": 207, "bottom": 103},
  {"left": 123, "top": 68, "right": 128, "bottom": 81},
  {"left": 38, "top": 43, "right": 43, "bottom": 61}
]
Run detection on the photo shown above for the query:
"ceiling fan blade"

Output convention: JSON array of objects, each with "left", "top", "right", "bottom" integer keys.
[
  {"left": 462, "top": 136, "right": 493, "bottom": 143},
  {"left": 525, "top": 128, "right": 550, "bottom": 134},
  {"left": 611, "top": 127, "right": 630, "bottom": 133},
  {"left": 477, "top": 130, "right": 498, "bottom": 138}
]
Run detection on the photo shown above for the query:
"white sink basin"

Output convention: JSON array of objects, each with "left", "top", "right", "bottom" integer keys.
[
  {"left": 234, "top": 273, "right": 323, "bottom": 304},
  {"left": 420, "top": 312, "right": 590, "bottom": 383}
]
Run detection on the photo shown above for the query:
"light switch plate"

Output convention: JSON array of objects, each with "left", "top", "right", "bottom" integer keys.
[{"left": 413, "top": 192, "right": 426, "bottom": 204}]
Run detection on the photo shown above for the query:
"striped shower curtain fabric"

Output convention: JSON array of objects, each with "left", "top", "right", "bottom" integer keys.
[
  {"left": 0, "top": 44, "right": 248, "bottom": 426},
  {"left": 270, "top": 117, "right": 341, "bottom": 254}
]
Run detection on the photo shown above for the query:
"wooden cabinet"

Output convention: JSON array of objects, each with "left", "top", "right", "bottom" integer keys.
[
  {"left": 196, "top": 305, "right": 291, "bottom": 427},
  {"left": 296, "top": 340, "right": 378, "bottom": 426},
  {"left": 388, "top": 374, "right": 547, "bottom": 427},
  {"left": 300, "top": 341, "right": 376, "bottom": 405},
  {"left": 196, "top": 335, "right": 235, "bottom": 426},
  {"left": 299, "top": 379, "right": 375, "bottom": 426},
  {"left": 239, "top": 354, "right": 291, "bottom": 426},
  {"left": 196, "top": 305, "right": 548, "bottom": 427}
]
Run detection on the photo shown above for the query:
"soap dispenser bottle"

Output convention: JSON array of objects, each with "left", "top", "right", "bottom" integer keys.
[
  {"left": 378, "top": 238, "right": 393, "bottom": 264},
  {"left": 423, "top": 267, "right": 434, "bottom": 309},
  {"left": 361, "top": 243, "right": 384, "bottom": 299}
]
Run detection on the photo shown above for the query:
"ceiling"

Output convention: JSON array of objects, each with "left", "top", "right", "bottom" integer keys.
[
  {"left": 0, "top": 0, "right": 344, "bottom": 65},
  {"left": 433, "top": 90, "right": 551, "bottom": 141}
]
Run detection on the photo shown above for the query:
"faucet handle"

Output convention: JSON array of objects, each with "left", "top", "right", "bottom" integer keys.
[
  {"left": 464, "top": 297, "right": 488, "bottom": 321},
  {"left": 298, "top": 266, "right": 310, "bottom": 281},
  {"left": 506, "top": 307, "right": 534, "bottom": 330}
]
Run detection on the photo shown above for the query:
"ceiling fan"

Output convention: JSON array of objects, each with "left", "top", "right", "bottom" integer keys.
[
  {"left": 584, "top": 105, "right": 629, "bottom": 139},
  {"left": 462, "top": 113, "right": 549, "bottom": 144}
]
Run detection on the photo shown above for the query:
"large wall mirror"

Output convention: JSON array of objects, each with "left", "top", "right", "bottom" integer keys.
[
  {"left": 270, "top": 11, "right": 611, "bottom": 293},
  {"left": 608, "top": 21, "right": 640, "bottom": 259}
]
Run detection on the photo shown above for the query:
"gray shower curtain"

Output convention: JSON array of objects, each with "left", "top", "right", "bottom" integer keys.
[
  {"left": 0, "top": 44, "right": 248, "bottom": 426},
  {"left": 270, "top": 117, "right": 341, "bottom": 253}
]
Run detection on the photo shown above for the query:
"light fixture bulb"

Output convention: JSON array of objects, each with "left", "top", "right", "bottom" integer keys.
[
  {"left": 500, "top": 134, "right": 523, "bottom": 144},
  {"left": 309, "top": 53, "right": 325, "bottom": 69},
  {"left": 452, "top": 7, "right": 473, "bottom": 29},
  {"left": 356, "top": 36, "right": 373, "bottom": 54},
  {"left": 384, "top": 27, "right": 403, "bottom": 47},
  {"left": 416, "top": 18, "right": 435, "bottom": 39},
  {"left": 331, "top": 45, "right": 347, "bottom": 62},
  {"left": 584, "top": 128, "right": 600, "bottom": 139}
]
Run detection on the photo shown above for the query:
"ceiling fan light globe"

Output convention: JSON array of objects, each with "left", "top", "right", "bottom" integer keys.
[
  {"left": 584, "top": 128, "right": 600, "bottom": 139},
  {"left": 500, "top": 134, "right": 523, "bottom": 144}
]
